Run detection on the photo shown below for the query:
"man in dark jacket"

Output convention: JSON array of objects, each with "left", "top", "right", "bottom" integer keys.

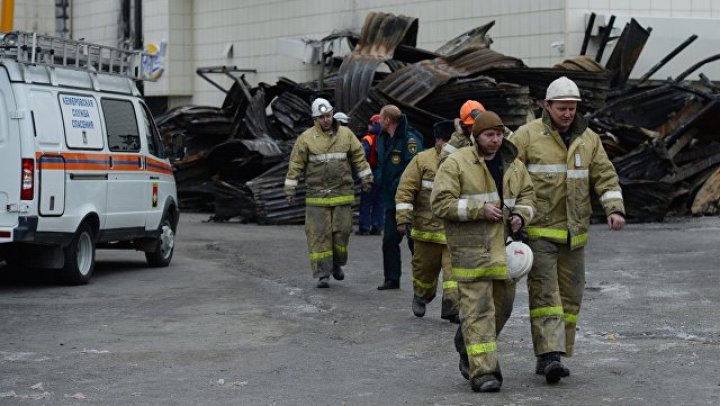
[
  {"left": 357, "top": 114, "right": 384, "bottom": 235},
  {"left": 376, "top": 105, "right": 424, "bottom": 290}
]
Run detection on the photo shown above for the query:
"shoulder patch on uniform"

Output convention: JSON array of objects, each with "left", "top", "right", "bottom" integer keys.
[{"left": 407, "top": 138, "right": 418, "bottom": 155}]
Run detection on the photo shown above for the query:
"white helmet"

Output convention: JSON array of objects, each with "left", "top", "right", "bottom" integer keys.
[
  {"left": 311, "top": 98, "right": 333, "bottom": 117},
  {"left": 506, "top": 239, "right": 533, "bottom": 281},
  {"left": 545, "top": 76, "right": 582, "bottom": 101},
  {"left": 333, "top": 112, "right": 349, "bottom": 124}
]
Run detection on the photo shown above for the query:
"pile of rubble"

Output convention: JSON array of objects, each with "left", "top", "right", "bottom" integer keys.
[{"left": 156, "top": 11, "right": 720, "bottom": 224}]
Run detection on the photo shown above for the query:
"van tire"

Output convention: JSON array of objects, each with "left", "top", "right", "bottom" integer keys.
[
  {"left": 145, "top": 215, "right": 175, "bottom": 267},
  {"left": 60, "top": 222, "right": 96, "bottom": 285}
]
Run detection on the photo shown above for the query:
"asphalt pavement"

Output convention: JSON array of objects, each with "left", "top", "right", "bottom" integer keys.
[{"left": 1, "top": 213, "right": 719, "bottom": 405}]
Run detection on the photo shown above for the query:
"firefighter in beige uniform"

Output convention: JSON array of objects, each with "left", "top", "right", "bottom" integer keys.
[
  {"left": 509, "top": 77, "right": 625, "bottom": 383},
  {"left": 431, "top": 112, "right": 535, "bottom": 392},
  {"left": 439, "top": 100, "right": 514, "bottom": 163},
  {"left": 285, "top": 98, "right": 373, "bottom": 288},
  {"left": 438, "top": 100, "right": 484, "bottom": 162},
  {"left": 395, "top": 120, "right": 459, "bottom": 323}
]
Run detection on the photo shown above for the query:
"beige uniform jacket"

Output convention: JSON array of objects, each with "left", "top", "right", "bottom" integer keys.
[
  {"left": 509, "top": 111, "right": 624, "bottom": 249},
  {"left": 395, "top": 146, "right": 446, "bottom": 244},
  {"left": 431, "top": 142, "right": 535, "bottom": 282},
  {"left": 284, "top": 122, "right": 372, "bottom": 206}
]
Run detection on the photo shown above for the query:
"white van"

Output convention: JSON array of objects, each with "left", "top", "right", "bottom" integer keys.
[{"left": 0, "top": 32, "right": 178, "bottom": 284}]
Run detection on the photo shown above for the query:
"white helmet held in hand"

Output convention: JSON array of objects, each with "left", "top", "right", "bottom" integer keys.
[
  {"left": 333, "top": 112, "right": 350, "bottom": 124},
  {"left": 311, "top": 98, "right": 333, "bottom": 117},
  {"left": 506, "top": 239, "right": 533, "bottom": 281},
  {"left": 545, "top": 76, "right": 582, "bottom": 101}
]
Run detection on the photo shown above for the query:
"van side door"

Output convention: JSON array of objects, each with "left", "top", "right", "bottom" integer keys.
[
  {"left": 138, "top": 102, "right": 171, "bottom": 230},
  {"left": 0, "top": 67, "right": 20, "bottom": 231},
  {"left": 102, "top": 98, "right": 147, "bottom": 231}
]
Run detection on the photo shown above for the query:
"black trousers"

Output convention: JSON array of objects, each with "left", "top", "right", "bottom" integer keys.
[{"left": 382, "top": 207, "right": 414, "bottom": 282}]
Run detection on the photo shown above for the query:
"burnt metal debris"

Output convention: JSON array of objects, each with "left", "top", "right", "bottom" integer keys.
[{"left": 156, "top": 12, "right": 720, "bottom": 224}]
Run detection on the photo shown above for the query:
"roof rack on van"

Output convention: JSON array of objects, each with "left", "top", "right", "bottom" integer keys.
[{"left": 0, "top": 31, "right": 147, "bottom": 81}]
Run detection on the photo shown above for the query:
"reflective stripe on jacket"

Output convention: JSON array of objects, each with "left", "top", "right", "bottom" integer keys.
[
  {"left": 509, "top": 111, "right": 624, "bottom": 249},
  {"left": 431, "top": 141, "right": 535, "bottom": 282},
  {"left": 361, "top": 133, "right": 378, "bottom": 169},
  {"left": 395, "top": 147, "right": 446, "bottom": 244},
  {"left": 285, "top": 121, "right": 372, "bottom": 206}
]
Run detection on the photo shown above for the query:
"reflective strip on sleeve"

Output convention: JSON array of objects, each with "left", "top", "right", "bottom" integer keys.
[
  {"left": 564, "top": 313, "right": 578, "bottom": 324},
  {"left": 442, "top": 280, "right": 458, "bottom": 289},
  {"left": 413, "top": 278, "right": 435, "bottom": 290},
  {"left": 309, "top": 250, "right": 333, "bottom": 262},
  {"left": 527, "top": 227, "right": 567, "bottom": 242},
  {"left": 461, "top": 192, "right": 500, "bottom": 202},
  {"left": 457, "top": 198, "right": 469, "bottom": 222},
  {"left": 285, "top": 178, "right": 298, "bottom": 187},
  {"left": 567, "top": 169, "right": 589, "bottom": 178},
  {"left": 309, "top": 152, "right": 347, "bottom": 162},
  {"left": 453, "top": 266, "right": 508, "bottom": 279},
  {"left": 333, "top": 244, "right": 347, "bottom": 254},
  {"left": 305, "top": 195, "right": 355, "bottom": 205},
  {"left": 601, "top": 190, "right": 623, "bottom": 201},
  {"left": 442, "top": 144, "right": 458, "bottom": 154},
  {"left": 357, "top": 168, "right": 372, "bottom": 178},
  {"left": 527, "top": 164, "right": 567, "bottom": 173},
  {"left": 410, "top": 228, "right": 447, "bottom": 244},
  {"left": 421, "top": 180, "right": 434, "bottom": 190},
  {"left": 396, "top": 203, "right": 414, "bottom": 211},
  {"left": 570, "top": 233, "right": 588, "bottom": 248},
  {"left": 514, "top": 205, "right": 534, "bottom": 221},
  {"left": 466, "top": 341, "right": 497, "bottom": 356},
  {"left": 504, "top": 198, "right": 516, "bottom": 207},
  {"left": 530, "top": 306, "right": 564, "bottom": 319}
]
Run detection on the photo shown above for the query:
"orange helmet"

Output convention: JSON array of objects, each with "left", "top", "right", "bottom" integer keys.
[{"left": 460, "top": 100, "right": 486, "bottom": 126}]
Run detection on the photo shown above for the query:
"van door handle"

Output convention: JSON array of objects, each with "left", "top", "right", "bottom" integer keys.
[
  {"left": 108, "top": 156, "right": 113, "bottom": 168},
  {"left": 138, "top": 157, "right": 144, "bottom": 169},
  {"left": 149, "top": 176, "right": 159, "bottom": 180}
]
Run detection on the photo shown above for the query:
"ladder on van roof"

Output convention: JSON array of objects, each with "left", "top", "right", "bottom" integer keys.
[{"left": 0, "top": 31, "right": 146, "bottom": 81}]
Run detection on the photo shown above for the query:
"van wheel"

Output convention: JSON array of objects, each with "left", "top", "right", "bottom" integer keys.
[
  {"left": 145, "top": 216, "right": 175, "bottom": 267},
  {"left": 60, "top": 222, "right": 96, "bottom": 285}
]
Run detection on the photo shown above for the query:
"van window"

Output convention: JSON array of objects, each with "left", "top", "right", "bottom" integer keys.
[
  {"left": 101, "top": 99, "right": 140, "bottom": 153},
  {"left": 58, "top": 93, "right": 104, "bottom": 149},
  {"left": 32, "top": 89, "right": 64, "bottom": 148},
  {"left": 140, "top": 103, "right": 165, "bottom": 158}
]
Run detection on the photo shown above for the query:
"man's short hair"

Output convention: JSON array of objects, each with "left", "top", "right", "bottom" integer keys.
[{"left": 380, "top": 105, "right": 402, "bottom": 124}]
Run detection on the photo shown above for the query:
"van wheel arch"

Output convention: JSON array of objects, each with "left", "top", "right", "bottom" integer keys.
[
  {"left": 60, "top": 217, "right": 98, "bottom": 285},
  {"left": 145, "top": 205, "right": 177, "bottom": 267}
]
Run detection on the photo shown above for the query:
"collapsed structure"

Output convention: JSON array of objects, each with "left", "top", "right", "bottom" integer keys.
[{"left": 157, "top": 11, "right": 720, "bottom": 224}]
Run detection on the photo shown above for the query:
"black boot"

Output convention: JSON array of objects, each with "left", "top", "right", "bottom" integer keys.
[
  {"left": 470, "top": 374, "right": 501, "bottom": 393},
  {"left": 539, "top": 352, "right": 569, "bottom": 384},
  {"left": 535, "top": 352, "right": 570, "bottom": 376},
  {"left": 455, "top": 326, "right": 470, "bottom": 380},
  {"left": 316, "top": 276, "right": 329, "bottom": 288},
  {"left": 411, "top": 296, "right": 426, "bottom": 317},
  {"left": 440, "top": 298, "right": 460, "bottom": 324},
  {"left": 332, "top": 266, "right": 345, "bottom": 281}
]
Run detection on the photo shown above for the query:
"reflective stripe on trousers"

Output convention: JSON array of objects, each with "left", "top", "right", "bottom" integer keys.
[
  {"left": 527, "top": 239, "right": 585, "bottom": 357},
  {"left": 305, "top": 205, "right": 352, "bottom": 278}
]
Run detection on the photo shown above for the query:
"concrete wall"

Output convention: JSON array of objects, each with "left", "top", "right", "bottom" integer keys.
[
  {"left": 9, "top": 1, "right": 720, "bottom": 108},
  {"left": 143, "top": 0, "right": 194, "bottom": 101},
  {"left": 11, "top": 0, "right": 55, "bottom": 34},
  {"left": 70, "top": 0, "right": 121, "bottom": 46}
]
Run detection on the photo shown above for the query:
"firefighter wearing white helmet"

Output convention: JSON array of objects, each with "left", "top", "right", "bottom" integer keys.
[
  {"left": 508, "top": 76, "right": 625, "bottom": 384},
  {"left": 285, "top": 98, "right": 373, "bottom": 288},
  {"left": 431, "top": 111, "right": 535, "bottom": 393}
]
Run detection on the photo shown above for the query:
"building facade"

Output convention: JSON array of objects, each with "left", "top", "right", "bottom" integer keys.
[{"left": 7, "top": 0, "right": 720, "bottom": 110}]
